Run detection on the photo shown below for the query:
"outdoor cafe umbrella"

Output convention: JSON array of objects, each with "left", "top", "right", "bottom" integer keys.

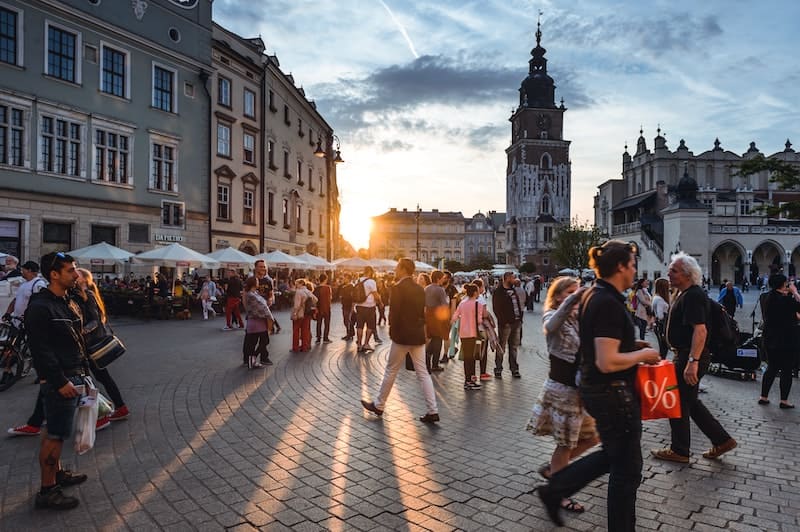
[
  {"left": 294, "top": 252, "right": 333, "bottom": 270},
  {"left": 68, "top": 241, "right": 135, "bottom": 266},
  {"left": 369, "top": 258, "right": 398, "bottom": 272},
  {"left": 332, "top": 257, "right": 371, "bottom": 271},
  {"left": 254, "top": 250, "right": 305, "bottom": 268},
  {"left": 414, "top": 260, "right": 435, "bottom": 272},
  {"left": 206, "top": 247, "right": 257, "bottom": 269},
  {"left": 133, "top": 243, "right": 220, "bottom": 269}
]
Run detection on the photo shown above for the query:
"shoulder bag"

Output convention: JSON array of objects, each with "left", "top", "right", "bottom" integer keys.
[{"left": 88, "top": 323, "right": 126, "bottom": 369}]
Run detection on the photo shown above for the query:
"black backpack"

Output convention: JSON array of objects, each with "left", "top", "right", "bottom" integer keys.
[
  {"left": 352, "top": 279, "right": 368, "bottom": 304},
  {"left": 706, "top": 298, "right": 739, "bottom": 356}
]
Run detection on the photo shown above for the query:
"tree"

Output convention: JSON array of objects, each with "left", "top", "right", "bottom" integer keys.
[
  {"left": 551, "top": 219, "right": 604, "bottom": 272},
  {"left": 444, "top": 260, "right": 466, "bottom": 272},
  {"left": 519, "top": 262, "right": 536, "bottom": 274},
  {"left": 736, "top": 154, "right": 800, "bottom": 218},
  {"left": 468, "top": 252, "right": 494, "bottom": 271}
]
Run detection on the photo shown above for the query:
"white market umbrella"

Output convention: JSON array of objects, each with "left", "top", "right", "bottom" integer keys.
[
  {"left": 254, "top": 250, "right": 305, "bottom": 268},
  {"left": 68, "top": 241, "right": 135, "bottom": 266},
  {"left": 294, "top": 252, "right": 333, "bottom": 270},
  {"left": 558, "top": 268, "right": 579, "bottom": 276},
  {"left": 333, "top": 257, "right": 371, "bottom": 270},
  {"left": 414, "top": 260, "right": 435, "bottom": 272},
  {"left": 369, "top": 258, "right": 397, "bottom": 272},
  {"left": 134, "top": 243, "right": 220, "bottom": 269},
  {"left": 206, "top": 247, "right": 257, "bottom": 269}
]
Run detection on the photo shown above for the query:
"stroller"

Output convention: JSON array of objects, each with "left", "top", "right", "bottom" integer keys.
[{"left": 708, "top": 317, "right": 761, "bottom": 381}]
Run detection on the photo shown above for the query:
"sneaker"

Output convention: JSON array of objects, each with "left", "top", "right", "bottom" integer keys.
[
  {"left": 323, "top": 338, "right": 332, "bottom": 343},
  {"left": 430, "top": 366, "right": 444, "bottom": 372},
  {"left": 512, "top": 371, "right": 522, "bottom": 378},
  {"left": 342, "top": 335, "right": 352, "bottom": 340},
  {"left": 262, "top": 358, "right": 274, "bottom": 366},
  {"left": 650, "top": 447, "right": 689, "bottom": 463},
  {"left": 439, "top": 356, "right": 449, "bottom": 364},
  {"left": 7, "top": 424, "right": 41, "bottom": 436},
  {"left": 362, "top": 344, "right": 374, "bottom": 353},
  {"left": 222, "top": 326, "right": 233, "bottom": 331},
  {"left": 479, "top": 373, "right": 492, "bottom": 381},
  {"left": 356, "top": 345, "right": 364, "bottom": 353},
  {"left": 316, "top": 338, "right": 321, "bottom": 343},
  {"left": 469, "top": 381, "right": 482, "bottom": 389},
  {"left": 108, "top": 405, "right": 129, "bottom": 421},
  {"left": 419, "top": 413, "right": 440, "bottom": 423},
  {"left": 35, "top": 486, "right": 79, "bottom": 510},
  {"left": 494, "top": 371, "right": 503, "bottom": 379},
  {"left": 96, "top": 417, "right": 111, "bottom": 431},
  {"left": 251, "top": 362, "right": 263, "bottom": 369},
  {"left": 361, "top": 400, "right": 384, "bottom": 416},
  {"left": 56, "top": 469, "right": 87, "bottom": 487},
  {"left": 702, "top": 438, "right": 737, "bottom": 459},
  {"left": 374, "top": 338, "right": 383, "bottom": 344}
]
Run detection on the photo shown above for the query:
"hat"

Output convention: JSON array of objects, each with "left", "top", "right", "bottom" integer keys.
[{"left": 21, "top": 261, "right": 40, "bottom": 272}]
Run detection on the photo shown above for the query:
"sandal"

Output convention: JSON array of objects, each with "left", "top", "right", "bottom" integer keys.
[
  {"left": 537, "top": 463, "right": 551, "bottom": 480},
  {"left": 560, "top": 498, "right": 585, "bottom": 513}
]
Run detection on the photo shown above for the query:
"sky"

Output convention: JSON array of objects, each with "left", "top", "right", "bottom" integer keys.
[{"left": 214, "top": 0, "right": 800, "bottom": 251}]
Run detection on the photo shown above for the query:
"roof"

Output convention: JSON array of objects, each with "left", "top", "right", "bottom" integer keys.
[
  {"left": 612, "top": 190, "right": 657, "bottom": 211},
  {"left": 373, "top": 209, "right": 465, "bottom": 221},
  {"left": 535, "top": 214, "right": 559, "bottom": 223}
]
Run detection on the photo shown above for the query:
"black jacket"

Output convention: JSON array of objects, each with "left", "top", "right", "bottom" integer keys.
[
  {"left": 492, "top": 285, "right": 525, "bottom": 326},
  {"left": 25, "top": 289, "right": 87, "bottom": 389},
  {"left": 389, "top": 276, "right": 426, "bottom": 345}
]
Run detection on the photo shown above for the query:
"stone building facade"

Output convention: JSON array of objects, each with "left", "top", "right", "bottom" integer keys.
[
  {"left": 595, "top": 130, "right": 800, "bottom": 284},
  {"left": 0, "top": 0, "right": 212, "bottom": 261},
  {"left": 464, "top": 211, "right": 506, "bottom": 265},
  {"left": 370, "top": 208, "right": 465, "bottom": 265},
  {"left": 505, "top": 22, "right": 571, "bottom": 276}
]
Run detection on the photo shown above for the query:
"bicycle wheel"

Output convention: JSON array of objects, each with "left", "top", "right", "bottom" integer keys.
[{"left": 0, "top": 347, "right": 21, "bottom": 392}]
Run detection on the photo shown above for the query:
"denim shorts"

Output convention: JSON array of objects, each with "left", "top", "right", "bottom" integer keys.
[{"left": 42, "top": 376, "right": 83, "bottom": 440}]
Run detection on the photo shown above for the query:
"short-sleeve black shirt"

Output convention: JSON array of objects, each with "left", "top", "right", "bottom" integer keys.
[
  {"left": 579, "top": 279, "right": 638, "bottom": 385},
  {"left": 666, "top": 285, "right": 707, "bottom": 350}
]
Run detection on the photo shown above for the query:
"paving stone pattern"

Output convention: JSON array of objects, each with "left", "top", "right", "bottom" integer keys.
[{"left": 0, "top": 291, "right": 798, "bottom": 531}]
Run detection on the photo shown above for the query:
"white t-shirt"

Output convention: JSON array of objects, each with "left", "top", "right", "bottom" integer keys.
[
  {"left": 14, "top": 276, "right": 47, "bottom": 317},
  {"left": 359, "top": 278, "right": 378, "bottom": 307}
]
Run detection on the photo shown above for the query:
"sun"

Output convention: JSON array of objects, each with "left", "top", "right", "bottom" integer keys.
[{"left": 339, "top": 211, "right": 372, "bottom": 253}]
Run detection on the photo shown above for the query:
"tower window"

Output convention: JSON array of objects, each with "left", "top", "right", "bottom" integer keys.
[{"left": 540, "top": 153, "right": 551, "bottom": 170}]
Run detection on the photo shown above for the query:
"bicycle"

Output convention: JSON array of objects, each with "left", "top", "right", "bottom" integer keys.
[{"left": 0, "top": 317, "right": 33, "bottom": 392}]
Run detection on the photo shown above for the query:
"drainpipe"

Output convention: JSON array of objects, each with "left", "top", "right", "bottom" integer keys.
[
  {"left": 258, "top": 64, "right": 266, "bottom": 253},
  {"left": 199, "top": 70, "right": 212, "bottom": 253}
]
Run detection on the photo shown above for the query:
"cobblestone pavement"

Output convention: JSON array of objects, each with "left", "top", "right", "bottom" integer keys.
[{"left": 0, "top": 293, "right": 798, "bottom": 531}]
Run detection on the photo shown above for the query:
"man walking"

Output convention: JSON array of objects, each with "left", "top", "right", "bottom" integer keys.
[
  {"left": 314, "top": 274, "right": 332, "bottom": 343},
  {"left": 651, "top": 252, "right": 737, "bottom": 464},
  {"left": 222, "top": 269, "right": 243, "bottom": 331},
  {"left": 424, "top": 270, "right": 449, "bottom": 372},
  {"left": 492, "top": 272, "right": 525, "bottom": 378},
  {"left": 717, "top": 280, "right": 743, "bottom": 318},
  {"left": 361, "top": 258, "right": 439, "bottom": 423},
  {"left": 355, "top": 266, "right": 380, "bottom": 353},
  {"left": 25, "top": 252, "right": 88, "bottom": 510},
  {"left": 339, "top": 276, "right": 355, "bottom": 340}
]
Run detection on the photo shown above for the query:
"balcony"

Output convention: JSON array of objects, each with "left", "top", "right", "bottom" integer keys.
[{"left": 611, "top": 221, "right": 641, "bottom": 236}]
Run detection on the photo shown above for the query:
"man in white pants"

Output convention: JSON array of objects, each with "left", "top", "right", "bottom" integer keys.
[{"left": 361, "top": 258, "right": 439, "bottom": 423}]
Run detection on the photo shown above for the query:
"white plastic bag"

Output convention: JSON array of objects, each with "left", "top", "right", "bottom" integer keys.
[
  {"left": 97, "top": 392, "right": 114, "bottom": 418},
  {"left": 74, "top": 378, "right": 99, "bottom": 455}
]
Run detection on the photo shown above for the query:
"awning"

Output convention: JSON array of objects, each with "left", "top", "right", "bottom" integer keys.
[{"left": 612, "top": 190, "right": 656, "bottom": 211}]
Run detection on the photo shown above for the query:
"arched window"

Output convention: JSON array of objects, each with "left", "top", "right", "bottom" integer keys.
[
  {"left": 541, "top": 195, "right": 551, "bottom": 214},
  {"left": 540, "top": 153, "right": 551, "bottom": 170}
]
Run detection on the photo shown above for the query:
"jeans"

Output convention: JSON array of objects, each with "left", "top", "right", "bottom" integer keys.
[
  {"left": 426, "top": 336, "right": 443, "bottom": 369},
  {"left": 243, "top": 331, "right": 270, "bottom": 364},
  {"left": 496, "top": 321, "right": 522, "bottom": 373},
  {"left": 460, "top": 337, "right": 478, "bottom": 382},
  {"left": 635, "top": 316, "right": 648, "bottom": 341},
  {"left": 315, "top": 312, "right": 331, "bottom": 341},
  {"left": 669, "top": 353, "right": 732, "bottom": 456},
  {"left": 42, "top": 376, "right": 83, "bottom": 440},
  {"left": 761, "top": 348, "right": 794, "bottom": 401},
  {"left": 374, "top": 342, "right": 437, "bottom": 415},
  {"left": 342, "top": 305, "right": 355, "bottom": 337},
  {"left": 546, "top": 380, "right": 643, "bottom": 532}
]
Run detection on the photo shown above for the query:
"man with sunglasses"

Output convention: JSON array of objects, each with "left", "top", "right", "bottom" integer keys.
[{"left": 25, "top": 252, "right": 88, "bottom": 510}]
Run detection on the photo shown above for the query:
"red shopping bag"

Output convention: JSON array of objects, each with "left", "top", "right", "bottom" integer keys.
[{"left": 636, "top": 360, "right": 682, "bottom": 420}]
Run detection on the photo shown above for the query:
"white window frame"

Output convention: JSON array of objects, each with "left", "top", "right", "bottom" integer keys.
[
  {"left": 0, "top": 92, "right": 31, "bottom": 169},
  {"left": 151, "top": 61, "right": 178, "bottom": 114},
  {"left": 37, "top": 104, "right": 87, "bottom": 179},
  {"left": 148, "top": 130, "right": 179, "bottom": 193},
  {"left": 0, "top": 2, "right": 24, "bottom": 67},
  {"left": 217, "top": 75, "right": 231, "bottom": 107},
  {"left": 44, "top": 20, "right": 81, "bottom": 84},
  {"left": 161, "top": 200, "right": 185, "bottom": 228},
  {"left": 243, "top": 88, "right": 255, "bottom": 118},
  {"left": 243, "top": 131, "right": 254, "bottom": 163},
  {"left": 217, "top": 183, "right": 229, "bottom": 220},
  {"left": 217, "top": 122, "right": 231, "bottom": 157},
  {"left": 91, "top": 117, "right": 135, "bottom": 185},
  {"left": 99, "top": 41, "right": 131, "bottom": 99},
  {"left": 243, "top": 190, "right": 254, "bottom": 224}
]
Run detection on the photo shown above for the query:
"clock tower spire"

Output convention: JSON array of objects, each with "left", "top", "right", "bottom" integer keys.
[{"left": 505, "top": 17, "right": 572, "bottom": 273}]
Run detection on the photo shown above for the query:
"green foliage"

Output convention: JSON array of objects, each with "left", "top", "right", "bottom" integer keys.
[
  {"left": 468, "top": 252, "right": 494, "bottom": 271},
  {"left": 519, "top": 262, "right": 536, "bottom": 274},
  {"left": 736, "top": 154, "right": 800, "bottom": 218},
  {"left": 551, "top": 219, "right": 604, "bottom": 271},
  {"left": 444, "top": 260, "right": 466, "bottom": 272}
]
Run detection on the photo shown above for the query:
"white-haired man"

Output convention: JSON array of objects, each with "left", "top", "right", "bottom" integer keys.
[{"left": 651, "top": 252, "right": 736, "bottom": 464}]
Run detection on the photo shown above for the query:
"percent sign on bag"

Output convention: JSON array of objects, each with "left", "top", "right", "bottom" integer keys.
[{"left": 637, "top": 361, "right": 682, "bottom": 420}]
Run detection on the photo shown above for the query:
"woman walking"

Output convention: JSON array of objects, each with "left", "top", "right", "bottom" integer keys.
[
  {"left": 758, "top": 273, "right": 800, "bottom": 408},
  {"left": 527, "top": 276, "right": 599, "bottom": 514},
  {"left": 633, "top": 279, "right": 652, "bottom": 341},
  {"left": 651, "top": 278, "right": 671, "bottom": 358},
  {"left": 199, "top": 275, "right": 218, "bottom": 320},
  {"left": 450, "top": 283, "right": 485, "bottom": 390},
  {"left": 242, "top": 277, "right": 273, "bottom": 368},
  {"left": 74, "top": 268, "right": 129, "bottom": 425},
  {"left": 291, "top": 279, "right": 317, "bottom": 352}
]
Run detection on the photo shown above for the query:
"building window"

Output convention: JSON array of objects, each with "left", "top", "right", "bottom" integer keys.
[
  {"left": 94, "top": 129, "right": 130, "bottom": 184},
  {"left": 129, "top": 223, "right": 149, "bottom": 243},
  {"left": 217, "top": 76, "right": 230, "bottom": 107},
  {"left": 267, "top": 140, "right": 276, "bottom": 170},
  {"left": 0, "top": 6, "right": 21, "bottom": 66},
  {"left": 296, "top": 204, "right": 302, "bottom": 232},
  {"left": 152, "top": 64, "right": 176, "bottom": 113},
  {"left": 161, "top": 201, "right": 184, "bottom": 227},
  {"left": 282, "top": 198, "right": 289, "bottom": 227},
  {"left": 243, "top": 190, "right": 254, "bottom": 224},
  {"left": 319, "top": 213, "right": 323, "bottom": 237},
  {"left": 42, "top": 221, "right": 72, "bottom": 248},
  {"left": 100, "top": 44, "right": 127, "bottom": 98},
  {"left": 91, "top": 224, "right": 116, "bottom": 245},
  {"left": 216, "top": 123, "right": 230, "bottom": 157},
  {"left": 268, "top": 191, "right": 275, "bottom": 224},
  {"left": 540, "top": 153, "right": 551, "bottom": 170},
  {"left": 297, "top": 160, "right": 303, "bottom": 184},
  {"left": 268, "top": 90, "right": 276, "bottom": 112},
  {"left": 298, "top": 118, "right": 304, "bottom": 137},
  {"left": 283, "top": 104, "right": 290, "bottom": 126},
  {"left": 46, "top": 23, "right": 80, "bottom": 83},
  {"left": 217, "top": 184, "right": 229, "bottom": 220},
  {"left": 739, "top": 199, "right": 751, "bottom": 216},
  {"left": 541, "top": 195, "right": 551, "bottom": 214},
  {"left": 308, "top": 168, "right": 314, "bottom": 191},
  {"left": 283, "top": 150, "right": 290, "bottom": 178},
  {"left": 243, "top": 89, "right": 255, "bottom": 118},
  {"left": 703, "top": 198, "right": 714, "bottom": 212},
  {"left": 243, "top": 132, "right": 254, "bottom": 163},
  {"left": 0, "top": 104, "right": 24, "bottom": 167},
  {"left": 40, "top": 115, "right": 82, "bottom": 176},
  {"left": 150, "top": 141, "right": 176, "bottom": 191},
  {"left": 319, "top": 175, "right": 324, "bottom": 196},
  {"left": 543, "top": 226, "right": 553, "bottom": 243}
]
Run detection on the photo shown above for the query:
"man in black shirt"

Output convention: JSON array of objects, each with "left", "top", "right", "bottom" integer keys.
[
  {"left": 538, "top": 241, "right": 660, "bottom": 531},
  {"left": 652, "top": 252, "right": 736, "bottom": 463},
  {"left": 492, "top": 272, "right": 526, "bottom": 378}
]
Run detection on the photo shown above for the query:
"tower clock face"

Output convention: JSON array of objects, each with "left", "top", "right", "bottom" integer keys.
[{"left": 537, "top": 114, "right": 551, "bottom": 130}]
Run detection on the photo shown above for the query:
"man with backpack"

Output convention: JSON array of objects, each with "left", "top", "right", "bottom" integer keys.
[
  {"left": 717, "top": 281, "right": 743, "bottom": 318},
  {"left": 651, "top": 252, "right": 737, "bottom": 464},
  {"left": 354, "top": 266, "right": 380, "bottom": 353}
]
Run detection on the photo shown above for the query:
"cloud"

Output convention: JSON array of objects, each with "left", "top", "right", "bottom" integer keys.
[{"left": 380, "top": 139, "right": 414, "bottom": 152}]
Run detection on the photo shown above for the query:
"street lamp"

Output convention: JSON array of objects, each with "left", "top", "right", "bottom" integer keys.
[
  {"left": 415, "top": 204, "right": 421, "bottom": 261},
  {"left": 313, "top": 133, "right": 344, "bottom": 261},
  {"left": 315, "top": 134, "right": 344, "bottom": 164}
]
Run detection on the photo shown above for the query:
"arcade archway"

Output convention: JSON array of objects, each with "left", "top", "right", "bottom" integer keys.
[{"left": 711, "top": 241, "right": 744, "bottom": 286}]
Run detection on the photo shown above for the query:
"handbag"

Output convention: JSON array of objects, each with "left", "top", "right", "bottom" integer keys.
[
  {"left": 88, "top": 324, "right": 126, "bottom": 369},
  {"left": 636, "top": 360, "right": 682, "bottom": 420}
]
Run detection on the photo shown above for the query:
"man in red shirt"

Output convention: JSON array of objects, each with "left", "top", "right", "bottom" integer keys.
[{"left": 314, "top": 274, "right": 333, "bottom": 343}]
